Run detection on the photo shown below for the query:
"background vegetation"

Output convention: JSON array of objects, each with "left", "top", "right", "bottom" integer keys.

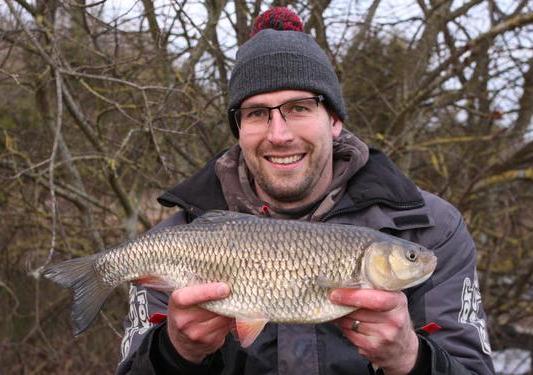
[{"left": 0, "top": 0, "right": 532, "bottom": 373}]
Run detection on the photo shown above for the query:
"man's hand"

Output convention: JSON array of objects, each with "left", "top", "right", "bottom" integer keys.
[
  {"left": 330, "top": 289, "right": 419, "bottom": 375},
  {"left": 167, "top": 282, "right": 233, "bottom": 364}
]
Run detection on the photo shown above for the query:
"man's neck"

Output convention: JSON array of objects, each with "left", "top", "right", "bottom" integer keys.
[{"left": 254, "top": 174, "right": 333, "bottom": 211}]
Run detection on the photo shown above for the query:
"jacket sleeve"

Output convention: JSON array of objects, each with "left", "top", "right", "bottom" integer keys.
[
  {"left": 115, "top": 211, "right": 224, "bottom": 375},
  {"left": 406, "top": 195, "right": 495, "bottom": 374}
]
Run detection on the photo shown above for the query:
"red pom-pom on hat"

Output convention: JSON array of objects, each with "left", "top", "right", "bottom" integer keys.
[{"left": 250, "top": 7, "right": 304, "bottom": 37}]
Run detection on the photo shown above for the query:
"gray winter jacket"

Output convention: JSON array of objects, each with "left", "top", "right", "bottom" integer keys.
[{"left": 117, "top": 149, "right": 495, "bottom": 375}]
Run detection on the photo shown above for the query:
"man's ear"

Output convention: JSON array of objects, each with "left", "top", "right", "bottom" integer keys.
[{"left": 330, "top": 113, "right": 343, "bottom": 138}]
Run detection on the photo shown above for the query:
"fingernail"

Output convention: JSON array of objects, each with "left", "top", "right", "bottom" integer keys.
[
  {"left": 330, "top": 291, "right": 340, "bottom": 302},
  {"left": 217, "top": 283, "right": 229, "bottom": 296}
]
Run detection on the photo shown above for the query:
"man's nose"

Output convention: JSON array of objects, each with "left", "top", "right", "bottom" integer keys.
[{"left": 266, "top": 109, "right": 294, "bottom": 144}]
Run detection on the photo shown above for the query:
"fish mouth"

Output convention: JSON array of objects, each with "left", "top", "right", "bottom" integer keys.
[{"left": 265, "top": 153, "right": 306, "bottom": 165}]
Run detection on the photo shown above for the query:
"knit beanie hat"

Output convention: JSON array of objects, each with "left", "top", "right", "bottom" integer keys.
[{"left": 228, "top": 7, "right": 347, "bottom": 138}]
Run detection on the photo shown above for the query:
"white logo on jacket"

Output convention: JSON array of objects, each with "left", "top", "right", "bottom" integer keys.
[
  {"left": 458, "top": 275, "right": 492, "bottom": 355},
  {"left": 120, "top": 285, "right": 153, "bottom": 360}
]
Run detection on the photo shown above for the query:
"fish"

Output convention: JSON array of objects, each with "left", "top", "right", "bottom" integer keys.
[{"left": 42, "top": 210, "right": 437, "bottom": 347}]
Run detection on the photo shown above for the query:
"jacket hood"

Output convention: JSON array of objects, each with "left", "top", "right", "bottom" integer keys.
[
  {"left": 157, "top": 148, "right": 424, "bottom": 219},
  {"left": 212, "top": 129, "right": 369, "bottom": 220}
]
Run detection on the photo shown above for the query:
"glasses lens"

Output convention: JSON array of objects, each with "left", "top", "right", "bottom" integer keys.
[
  {"left": 237, "top": 107, "right": 270, "bottom": 129},
  {"left": 281, "top": 98, "right": 319, "bottom": 120}
]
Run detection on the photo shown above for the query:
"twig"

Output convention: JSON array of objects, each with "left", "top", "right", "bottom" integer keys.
[
  {"left": 69, "top": 0, "right": 107, "bottom": 8},
  {"left": 78, "top": 78, "right": 142, "bottom": 126},
  {"left": 142, "top": 89, "right": 170, "bottom": 176},
  {"left": 39, "top": 69, "right": 64, "bottom": 273},
  {"left": 99, "top": 311, "right": 122, "bottom": 338},
  {"left": 60, "top": 69, "right": 180, "bottom": 92},
  {"left": 0, "top": 279, "right": 20, "bottom": 315}
]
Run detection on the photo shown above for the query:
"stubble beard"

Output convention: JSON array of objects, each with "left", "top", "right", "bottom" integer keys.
[
  {"left": 251, "top": 149, "right": 331, "bottom": 204},
  {"left": 255, "top": 170, "right": 316, "bottom": 203}
]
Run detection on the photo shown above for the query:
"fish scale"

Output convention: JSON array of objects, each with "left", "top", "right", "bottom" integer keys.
[{"left": 42, "top": 210, "right": 436, "bottom": 346}]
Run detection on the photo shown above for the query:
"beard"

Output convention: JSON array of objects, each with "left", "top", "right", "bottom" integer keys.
[
  {"left": 254, "top": 171, "right": 316, "bottom": 203},
  {"left": 241, "top": 132, "right": 335, "bottom": 207},
  {"left": 249, "top": 148, "right": 331, "bottom": 204}
]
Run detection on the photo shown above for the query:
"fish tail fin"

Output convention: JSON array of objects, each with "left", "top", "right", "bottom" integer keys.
[{"left": 41, "top": 254, "right": 113, "bottom": 336}]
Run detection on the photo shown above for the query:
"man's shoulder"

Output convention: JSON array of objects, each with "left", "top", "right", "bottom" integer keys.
[
  {"left": 157, "top": 151, "right": 227, "bottom": 212},
  {"left": 346, "top": 148, "right": 424, "bottom": 211},
  {"left": 351, "top": 148, "right": 465, "bottom": 235},
  {"left": 419, "top": 190, "right": 462, "bottom": 227},
  {"left": 417, "top": 190, "right": 470, "bottom": 250}
]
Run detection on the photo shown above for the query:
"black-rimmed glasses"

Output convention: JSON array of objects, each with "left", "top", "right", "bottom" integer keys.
[{"left": 230, "top": 95, "right": 325, "bottom": 133}]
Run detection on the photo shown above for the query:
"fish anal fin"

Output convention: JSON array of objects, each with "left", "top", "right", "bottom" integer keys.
[
  {"left": 235, "top": 316, "right": 269, "bottom": 348},
  {"left": 135, "top": 275, "right": 178, "bottom": 292}
]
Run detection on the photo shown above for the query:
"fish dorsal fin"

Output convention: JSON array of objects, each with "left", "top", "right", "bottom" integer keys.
[
  {"left": 192, "top": 210, "right": 255, "bottom": 225},
  {"left": 235, "top": 316, "right": 269, "bottom": 348}
]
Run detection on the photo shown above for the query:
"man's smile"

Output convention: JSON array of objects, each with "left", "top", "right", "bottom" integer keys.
[{"left": 264, "top": 153, "right": 306, "bottom": 166}]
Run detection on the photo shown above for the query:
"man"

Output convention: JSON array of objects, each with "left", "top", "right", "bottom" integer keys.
[{"left": 118, "top": 7, "right": 495, "bottom": 375}]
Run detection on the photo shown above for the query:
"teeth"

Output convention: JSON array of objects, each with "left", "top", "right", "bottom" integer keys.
[{"left": 269, "top": 154, "right": 304, "bottom": 164}]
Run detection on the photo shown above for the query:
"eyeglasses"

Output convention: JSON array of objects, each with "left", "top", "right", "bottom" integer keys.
[{"left": 231, "top": 95, "right": 325, "bottom": 133}]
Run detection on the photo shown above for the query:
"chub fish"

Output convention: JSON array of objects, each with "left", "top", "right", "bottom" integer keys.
[{"left": 42, "top": 210, "right": 437, "bottom": 347}]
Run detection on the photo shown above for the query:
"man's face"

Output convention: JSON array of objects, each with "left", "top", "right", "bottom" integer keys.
[{"left": 238, "top": 90, "right": 343, "bottom": 208}]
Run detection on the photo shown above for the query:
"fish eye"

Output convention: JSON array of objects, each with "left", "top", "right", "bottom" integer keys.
[{"left": 406, "top": 249, "right": 418, "bottom": 262}]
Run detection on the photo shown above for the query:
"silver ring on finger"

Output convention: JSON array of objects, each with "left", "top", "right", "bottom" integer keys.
[{"left": 351, "top": 319, "right": 361, "bottom": 332}]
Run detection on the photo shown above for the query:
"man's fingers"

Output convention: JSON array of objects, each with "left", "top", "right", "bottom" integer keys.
[
  {"left": 330, "top": 288, "right": 405, "bottom": 312},
  {"left": 172, "top": 307, "right": 228, "bottom": 331},
  {"left": 196, "top": 327, "right": 230, "bottom": 349},
  {"left": 344, "top": 309, "right": 394, "bottom": 324},
  {"left": 173, "top": 306, "right": 221, "bottom": 321},
  {"left": 171, "top": 282, "right": 230, "bottom": 307},
  {"left": 339, "top": 326, "right": 387, "bottom": 364},
  {"left": 165, "top": 283, "right": 232, "bottom": 363},
  {"left": 197, "top": 316, "right": 234, "bottom": 335},
  {"left": 336, "top": 316, "right": 369, "bottom": 335},
  {"left": 181, "top": 316, "right": 234, "bottom": 343}
]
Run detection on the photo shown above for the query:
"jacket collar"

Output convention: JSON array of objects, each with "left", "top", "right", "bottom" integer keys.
[
  {"left": 157, "top": 148, "right": 425, "bottom": 220},
  {"left": 157, "top": 150, "right": 228, "bottom": 217},
  {"left": 344, "top": 148, "right": 424, "bottom": 212}
]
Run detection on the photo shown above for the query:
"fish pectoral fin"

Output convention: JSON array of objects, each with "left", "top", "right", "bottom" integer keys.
[
  {"left": 235, "top": 316, "right": 269, "bottom": 348},
  {"left": 134, "top": 275, "right": 178, "bottom": 292},
  {"left": 316, "top": 275, "right": 365, "bottom": 289}
]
